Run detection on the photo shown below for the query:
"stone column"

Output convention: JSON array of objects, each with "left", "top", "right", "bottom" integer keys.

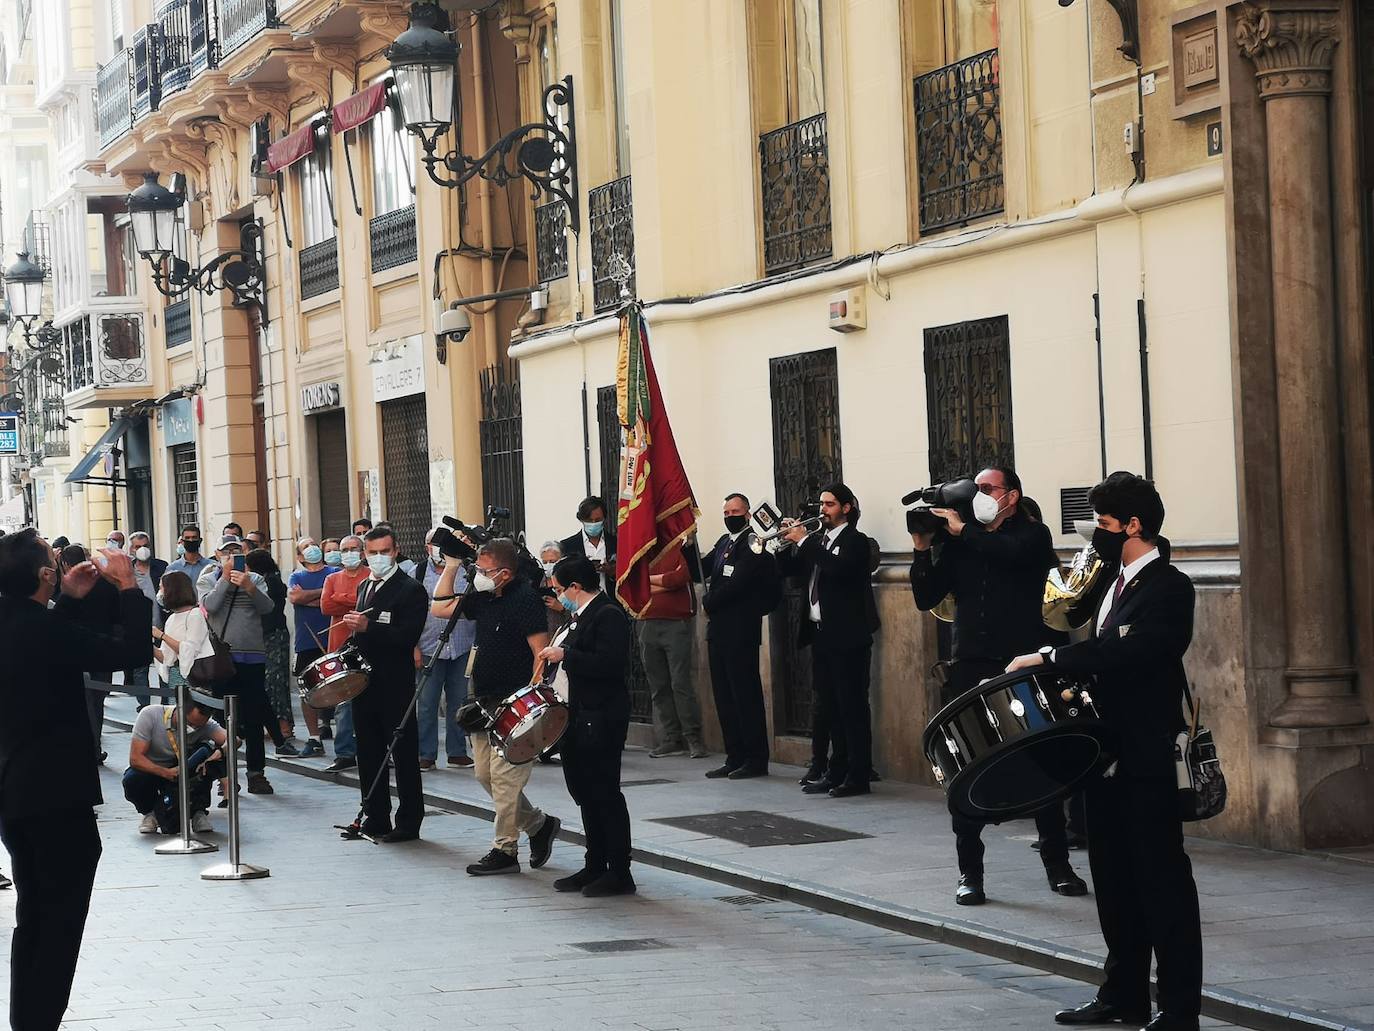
[{"left": 1237, "top": 0, "right": 1367, "bottom": 728}]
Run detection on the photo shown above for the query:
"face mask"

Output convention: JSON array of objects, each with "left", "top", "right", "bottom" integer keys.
[
  {"left": 542, "top": 561, "right": 557, "bottom": 576},
  {"left": 107, "top": 538, "right": 122, "bottom": 549},
  {"left": 582, "top": 520, "right": 604, "bottom": 538},
  {"left": 184, "top": 539, "right": 201, "bottom": 553},
  {"left": 723, "top": 514, "right": 750, "bottom": 535},
  {"left": 324, "top": 550, "right": 342, "bottom": 566},
  {"left": 155, "top": 590, "right": 166, "bottom": 608},
  {"left": 972, "top": 491, "right": 1002, "bottom": 525},
  {"left": 341, "top": 551, "right": 363, "bottom": 569},
  {"left": 474, "top": 570, "right": 498, "bottom": 593},
  {"left": 302, "top": 545, "right": 323, "bottom": 564},
  {"left": 176, "top": 543, "right": 186, "bottom": 557},
  {"left": 366, "top": 553, "right": 394, "bottom": 576},
  {"left": 1091, "top": 527, "right": 1129, "bottom": 564},
  {"left": 135, "top": 546, "right": 151, "bottom": 562},
  {"left": 559, "top": 592, "right": 579, "bottom": 612},
  {"left": 429, "top": 545, "right": 445, "bottom": 565}
]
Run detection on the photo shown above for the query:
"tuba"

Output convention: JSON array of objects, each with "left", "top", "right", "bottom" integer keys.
[{"left": 1043, "top": 521, "right": 1106, "bottom": 632}]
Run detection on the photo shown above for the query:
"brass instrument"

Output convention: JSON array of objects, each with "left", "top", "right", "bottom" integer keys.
[
  {"left": 1043, "top": 539, "right": 1106, "bottom": 632},
  {"left": 749, "top": 514, "right": 823, "bottom": 555}
]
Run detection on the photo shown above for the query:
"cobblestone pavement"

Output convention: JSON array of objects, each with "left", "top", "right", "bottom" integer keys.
[{"left": 1, "top": 762, "right": 1238, "bottom": 1031}]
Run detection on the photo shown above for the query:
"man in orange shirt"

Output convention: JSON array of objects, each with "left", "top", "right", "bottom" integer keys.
[
  {"left": 638, "top": 540, "right": 707, "bottom": 758},
  {"left": 319, "top": 534, "right": 370, "bottom": 771}
]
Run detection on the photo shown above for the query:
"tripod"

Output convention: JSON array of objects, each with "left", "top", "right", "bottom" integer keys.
[{"left": 336, "top": 570, "right": 474, "bottom": 843}]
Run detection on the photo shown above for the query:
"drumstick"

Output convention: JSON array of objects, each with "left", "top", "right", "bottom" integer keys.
[
  {"left": 324, "top": 607, "right": 374, "bottom": 632},
  {"left": 529, "top": 655, "right": 548, "bottom": 686},
  {"left": 306, "top": 624, "right": 329, "bottom": 652}
]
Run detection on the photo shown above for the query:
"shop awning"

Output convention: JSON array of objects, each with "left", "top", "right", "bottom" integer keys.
[
  {"left": 264, "top": 122, "right": 316, "bottom": 174},
  {"left": 65, "top": 414, "right": 141, "bottom": 485},
  {"left": 332, "top": 81, "right": 389, "bottom": 134}
]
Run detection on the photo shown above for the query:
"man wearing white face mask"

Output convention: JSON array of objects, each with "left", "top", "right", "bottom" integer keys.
[
  {"left": 288, "top": 537, "right": 331, "bottom": 755},
  {"left": 319, "top": 536, "right": 369, "bottom": 771},
  {"left": 910, "top": 465, "right": 1087, "bottom": 907},
  {"left": 126, "top": 532, "right": 167, "bottom": 710},
  {"left": 412, "top": 527, "right": 476, "bottom": 770}
]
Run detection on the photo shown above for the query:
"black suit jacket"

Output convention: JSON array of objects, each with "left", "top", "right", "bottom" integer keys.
[
  {"left": 352, "top": 572, "right": 428, "bottom": 698},
  {"left": 1051, "top": 554, "right": 1193, "bottom": 779},
  {"left": 702, "top": 532, "right": 779, "bottom": 646},
  {"left": 558, "top": 593, "right": 631, "bottom": 720},
  {"left": 0, "top": 589, "right": 153, "bottom": 820},
  {"left": 559, "top": 530, "right": 618, "bottom": 595},
  {"left": 777, "top": 524, "right": 881, "bottom": 649}
]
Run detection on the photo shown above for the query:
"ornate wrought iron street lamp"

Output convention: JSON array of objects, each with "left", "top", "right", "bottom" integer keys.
[
  {"left": 387, "top": 1, "right": 579, "bottom": 230},
  {"left": 3, "top": 252, "right": 45, "bottom": 331},
  {"left": 126, "top": 172, "right": 267, "bottom": 313}
]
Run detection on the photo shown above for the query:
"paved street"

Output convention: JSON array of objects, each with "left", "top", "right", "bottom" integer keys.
[{"left": 0, "top": 760, "right": 1238, "bottom": 1031}]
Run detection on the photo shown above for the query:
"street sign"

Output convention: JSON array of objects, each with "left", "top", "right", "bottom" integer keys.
[{"left": 0, "top": 413, "right": 20, "bottom": 457}]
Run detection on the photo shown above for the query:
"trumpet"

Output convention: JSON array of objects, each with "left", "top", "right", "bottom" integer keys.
[{"left": 749, "top": 514, "right": 824, "bottom": 554}]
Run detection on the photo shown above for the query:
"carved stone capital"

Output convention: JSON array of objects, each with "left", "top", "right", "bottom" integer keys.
[
  {"left": 501, "top": 11, "right": 535, "bottom": 65},
  {"left": 1236, "top": 1, "right": 1340, "bottom": 99}
]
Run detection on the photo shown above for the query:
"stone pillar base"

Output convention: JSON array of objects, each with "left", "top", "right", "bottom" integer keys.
[
  {"left": 1257, "top": 726, "right": 1374, "bottom": 849},
  {"left": 1270, "top": 665, "right": 1368, "bottom": 728}
]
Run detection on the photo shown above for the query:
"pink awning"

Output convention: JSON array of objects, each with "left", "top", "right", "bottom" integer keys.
[
  {"left": 264, "top": 122, "right": 315, "bottom": 173},
  {"left": 332, "top": 81, "right": 389, "bottom": 134}
]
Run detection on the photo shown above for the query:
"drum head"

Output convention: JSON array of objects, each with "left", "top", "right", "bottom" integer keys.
[
  {"left": 944, "top": 723, "right": 1116, "bottom": 823},
  {"left": 303, "top": 670, "right": 369, "bottom": 709},
  {"left": 497, "top": 705, "right": 570, "bottom": 765}
]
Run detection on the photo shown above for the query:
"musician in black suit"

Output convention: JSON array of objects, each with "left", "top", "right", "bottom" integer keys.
[
  {"left": 0, "top": 530, "right": 152, "bottom": 1031},
  {"left": 1008, "top": 472, "right": 1203, "bottom": 1031},
  {"left": 340, "top": 526, "right": 430, "bottom": 842},
  {"left": 538, "top": 556, "right": 636, "bottom": 896},
  {"left": 559, "top": 496, "right": 618, "bottom": 596},
  {"left": 778, "top": 482, "right": 881, "bottom": 798},
  {"left": 702, "top": 493, "right": 780, "bottom": 779}
]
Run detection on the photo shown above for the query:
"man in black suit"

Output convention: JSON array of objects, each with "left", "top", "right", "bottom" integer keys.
[
  {"left": 778, "top": 482, "right": 880, "bottom": 798},
  {"left": 538, "top": 556, "right": 636, "bottom": 896},
  {"left": 559, "top": 495, "right": 617, "bottom": 596},
  {"left": 702, "top": 492, "right": 779, "bottom": 780},
  {"left": 340, "top": 526, "right": 430, "bottom": 843},
  {"left": 911, "top": 466, "right": 1087, "bottom": 906},
  {"left": 1008, "top": 472, "right": 1203, "bottom": 1031},
  {"left": 0, "top": 529, "right": 152, "bottom": 1031}
]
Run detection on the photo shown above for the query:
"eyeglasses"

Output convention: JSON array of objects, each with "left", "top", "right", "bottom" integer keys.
[{"left": 977, "top": 484, "right": 1009, "bottom": 497}]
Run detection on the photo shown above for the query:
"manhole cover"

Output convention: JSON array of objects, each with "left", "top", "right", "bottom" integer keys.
[
  {"left": 568, "top": 938, "right": 672, "bottom": 953},
  {"left": 650, "top": 810, "right": 871, "bottom": 847},
  {"left": 621, "top": 778, "right": 675, "bottom": 787}
]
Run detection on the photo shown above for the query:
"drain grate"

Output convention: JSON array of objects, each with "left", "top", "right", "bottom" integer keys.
[
  {"left": 568, "top": 938, "right": 672, "bottom": 954},
  {"left": 620, "top": 778, "right": 675, "bottom": 787},
  {"left": 651, "top": 810, "right": 872, "bottom": 848},
  {"left": 716, "top": 893, "right": 777, "bottom": 907}
]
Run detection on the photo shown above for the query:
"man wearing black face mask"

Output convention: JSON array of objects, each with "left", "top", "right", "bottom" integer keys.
[
  {"left": 910, "top": 465, "right": 1087, "bottom": 906},
  {"left": 168, "top": 524, "right": 214, "bottom": 584}
]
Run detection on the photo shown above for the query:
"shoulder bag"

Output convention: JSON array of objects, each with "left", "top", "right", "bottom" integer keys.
[{"left": 188, "top": 584, "right": 238, "bottom": 690}]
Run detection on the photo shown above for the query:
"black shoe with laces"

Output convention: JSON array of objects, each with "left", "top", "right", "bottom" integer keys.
[
  {"left": 1054, "top": 999, "right": 1150, "bottom": 1026},
  {"left": 582, "top": 870, "right": 636, "bottom": 897},
  {"left": 955, "top": 875, "right": 986, "bottom": 906},
  {"left": 467, "top": 849, "right": 520, "bottom": 876},
  {"left": 529, "top": 815, "right": 560, "bottom": 869}
]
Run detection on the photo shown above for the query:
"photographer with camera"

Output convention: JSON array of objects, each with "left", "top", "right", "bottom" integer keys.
[
  {"left": 909, "top": 466, "right": 1087, "bottom": 906},
  {"left": 123, "top": 698, "right": 226, "bottom": 835}
]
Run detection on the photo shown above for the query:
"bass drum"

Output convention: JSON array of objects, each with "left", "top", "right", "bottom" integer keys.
[{"left": 921, "top": 668, "right": 1116, "bottom": 823}]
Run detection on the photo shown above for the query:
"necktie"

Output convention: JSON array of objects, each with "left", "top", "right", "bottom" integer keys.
[
  {"left": 1100, "top": 572, "right": 1126, "bottom": 635},
  {"left": 809, "top": 536, "right": 834, "bottom": 607}
]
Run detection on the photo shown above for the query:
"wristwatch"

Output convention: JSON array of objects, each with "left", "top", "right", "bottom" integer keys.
[{"left": 1038, "top": 645, "right": 1055, "bottom": 664}]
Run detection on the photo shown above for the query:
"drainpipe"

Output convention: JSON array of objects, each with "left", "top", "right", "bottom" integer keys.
[{"left": 470, "top": 15, "right": 501, "bottom": 371}]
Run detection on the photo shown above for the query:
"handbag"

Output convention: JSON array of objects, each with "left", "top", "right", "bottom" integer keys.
[
  {"left": 188, "top": 587, "right": 238, "bottom": 690},
  {"left": 1175, "top": 682, "right": 1227, "bottom": 821}
]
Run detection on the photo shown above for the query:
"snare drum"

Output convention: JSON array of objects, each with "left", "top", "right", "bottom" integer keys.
[
  {"left": 921, "top": 668, "right": 1116, "bottom": 823},
  {"left": 299, "top": 642, "right": 372, "bottom": 709},
  {"left": 488, "top": 683, "right": 569, "bottom": 765}
]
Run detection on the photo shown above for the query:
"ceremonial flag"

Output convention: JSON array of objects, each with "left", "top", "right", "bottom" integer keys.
[{"left": 613, "top": 301, "right": 699, "bottom": 616}]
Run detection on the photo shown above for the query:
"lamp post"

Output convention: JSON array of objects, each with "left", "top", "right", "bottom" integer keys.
[
  {"left": 3, "top": 252, "right": 45, "bottom": 334},
  {"left": 387, "top": 1, "right": 580, "bottom": 231},
  {"left": 126, "top": 173, "right": 268, "bottom": 316}
]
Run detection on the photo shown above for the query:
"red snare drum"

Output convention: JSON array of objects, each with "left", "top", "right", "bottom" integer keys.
[
  {"left": 488, "top": 683, "right": 569, "bottom": 765},
  {"left": 299, "top": 642, "right": 372, "bottom": 709}
]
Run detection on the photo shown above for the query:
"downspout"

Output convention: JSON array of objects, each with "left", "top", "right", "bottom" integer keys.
[{"left": 469, "top": 15, "right": 501, "bottom": 371}]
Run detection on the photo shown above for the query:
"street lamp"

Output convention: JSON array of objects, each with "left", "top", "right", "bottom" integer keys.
[
  {"left": 3, "top": 252, "right": 45, "bottom": 330},
  {"left": 387, "top": 1, "right": 580, "bottom": 231},
  {"left": 125, "top": 172, "right": 268, "bottom": 315}
]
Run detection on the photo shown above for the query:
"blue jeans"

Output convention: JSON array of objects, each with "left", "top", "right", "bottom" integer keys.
[
  {"left": 417, "top": 653, "right": 470, "bottom": 760},
  {"left": 125, "top": 666, "right": 151, "bottom": 708},
  {"left": 333, "top": 700, "right": 356, "bottom": 759}
]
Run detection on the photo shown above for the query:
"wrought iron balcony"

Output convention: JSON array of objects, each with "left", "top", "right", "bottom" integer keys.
[
  {"left": 26, "top": 213, "right": 51, "bottom": 274},
  {"left": 131, "top": 24, "right": 162, "bottom": 120},
  {"left": 38, "top": 397, "right": 70, "bottom": 461},
  {"left": 369, "top": 205, "right": 418, "bottom": 273},
  {"left": 914, "top": 48, "right": 1004, "bottom": 234},
  {"left": 589, "top": 176, "right": 634, "bottom": 313},
  {"left": 300, "top": 239, "right": 340, "bottom": 300},
  {"left": 759, "top": 112, "right": 832, "bottom": 276},
  {"left": 156, "top": 0, "right": 193, "bottom": 97},
  {"left": 96, "top": 50, "right": 134, "bottom": 149},
  {"left": 218, "top": 0, "right": 277, "bottom": 61},
  {"left": 165, "top": 297, "right": 193, "bottom": 348},
  {"left": 61, "top": 312, "right": 151, "bottom": 408},
  {"left": 535, "top": 201, "right": 568, "bottom": 283}
]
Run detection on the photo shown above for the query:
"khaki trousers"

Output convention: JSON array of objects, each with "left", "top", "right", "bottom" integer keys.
[{"left": 470, "top": 733, "right": 546, "bottom": 856}]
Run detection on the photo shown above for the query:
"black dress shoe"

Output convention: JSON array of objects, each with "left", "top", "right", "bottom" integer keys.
[
  {"left": 325, "top": 756, "right": 357, "bottom": 772},
  {"left": 828, "top": 781, "right": 871, "bottom": 798},
  {"left": 554, "top": 867, "right": 603, "bottom": 892},
  {"left": 1054, "top": 999, "right": 1151, "bottom": 1026},
  {"left": 1046, "top": 863, "right": 1089, "bottom": 896},
  {"left": 1142, "top": 1015, "right": 1197, "bottom": 1031},
  {"left": 359, "top": 820, "right": 393, "bottom": 839},
  {"left": 529, "top": 815, "right": 560, "bottom": 869},
  {"left": 704, "top": 764, "right": 737, "bottom": 779},
  {"left": 380, "top": 827, "right": 420, "bottom": 843},
  {"left": 801, "top": 778, "right": 837, "bottom": 795},
  {"left": 582, "top": 870, "right": 636, "bottom": 897},
  {"left": 798, "top": 765, "right": 826, "bottom": 785},
  {"left": 728, "top": 765, "right": 767, "bottom": 780},
  {"left": 955, "top": 875, "right": 986, "bottom": 906}
]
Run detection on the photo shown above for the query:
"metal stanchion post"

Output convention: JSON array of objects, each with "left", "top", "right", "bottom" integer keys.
[
  {"left": 156, "top": 681, "right": 218, "bottom": 856},
  {"left": 202, "top": 694, "right": 269, "bottom": 881}
]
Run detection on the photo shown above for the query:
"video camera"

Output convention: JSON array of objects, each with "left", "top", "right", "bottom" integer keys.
[
  {"left": 902, "top": 478, "right": 978, "bottom": 535},
  {"left": 433, "top": 505, "right": 513, "bottom": 560}
]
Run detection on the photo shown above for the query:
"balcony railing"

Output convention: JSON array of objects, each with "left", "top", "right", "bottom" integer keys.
[
  {"left": 300, "top": 239, "right": 340, "bottom": 300},
  {"left": 131, "top": 24, "right": 162, "bottom": 120},
  {"left": 26, "top": 212, "right": 51, "bottom": 273},
  {"left": 535, "top": 201, "right": 568, "bottom": 283},
  {"left": 759, "top": 112, "right": 832, "bottom": 276},
  {"left": 63, "top": 313, "right": 151, "bottom": 395},
  {"left": 218, "top": 0, "right": 276, "bottom": 60},
  {"left": 914, "top": 48, "right": 1004, "bottom": 233},
  {"left": 157, "top": 0, "right": 193, "bottom": 97},
  {"left": 96, "top": 50, "right": 134, "bottom": 149},
  {"left": 589, "top": 176, "right": 634, "bottom": 313},
  {"left": 165, "top": 297, "right": 193, "bottom": 348},
  {"left": 369, "top": 205, "right": 418, "bottom": 273}
]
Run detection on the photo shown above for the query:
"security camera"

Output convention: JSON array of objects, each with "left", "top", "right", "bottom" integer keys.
[{"left": 438, "top": 304, "right": 471, "bottom": 342}]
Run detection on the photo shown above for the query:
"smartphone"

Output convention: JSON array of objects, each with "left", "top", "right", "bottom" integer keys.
[{"left": 232, "top": 554, "right": 247, "bottom": 573}]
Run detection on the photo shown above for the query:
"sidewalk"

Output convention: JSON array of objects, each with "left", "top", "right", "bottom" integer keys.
[{"left": 100, "top": 695, "right": 1374, "bottom": 1031}]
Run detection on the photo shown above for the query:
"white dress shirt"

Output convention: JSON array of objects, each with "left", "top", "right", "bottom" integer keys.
[
  {"left": 1096, "top": 547, "right": 1160, "bottom": 634},
  {"left": 583, "top": 533, "right": 606, "bottom": 564}
]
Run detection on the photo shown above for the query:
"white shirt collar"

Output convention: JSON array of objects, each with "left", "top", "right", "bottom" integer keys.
[
  {"left": 728, "top": 529, "right": 746, "bottom": 542},
  {"left": 824, "top": 522, "right": 845, "bottom": 545},
  {"left": 1119, "top": 547, "right": 1161, "bottom": 584},
  {"left": 575, "top": 591, "right": 600, "bottom": 616}
]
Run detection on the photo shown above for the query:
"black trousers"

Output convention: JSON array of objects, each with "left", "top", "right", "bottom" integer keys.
[
  {"left": 945, "top": 658, "right": 1069, "bottom": 879},
  {"left": 707, "top": 636, "right": 769, "bottom": 770},
  {"left": 219, "top": 662, "right": 276, "bottom": 773},
  {"left": 353, "top": 681, "right": 422, "bottom": 833},
  {"left": 811, "top": 637, "right": 872, "bottom": 787},
  {"left": 1087, "top": 774, "right": 1203, "bottom": 1018},
  {"left": 87, "top": 673, "right": 110, "bottom": 758},
  {"left": 561, "top": 710, "right": 632, "bottom": 873},
  {"left": 0, "top": 806, "right": 102, "bottom": 1031}
]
